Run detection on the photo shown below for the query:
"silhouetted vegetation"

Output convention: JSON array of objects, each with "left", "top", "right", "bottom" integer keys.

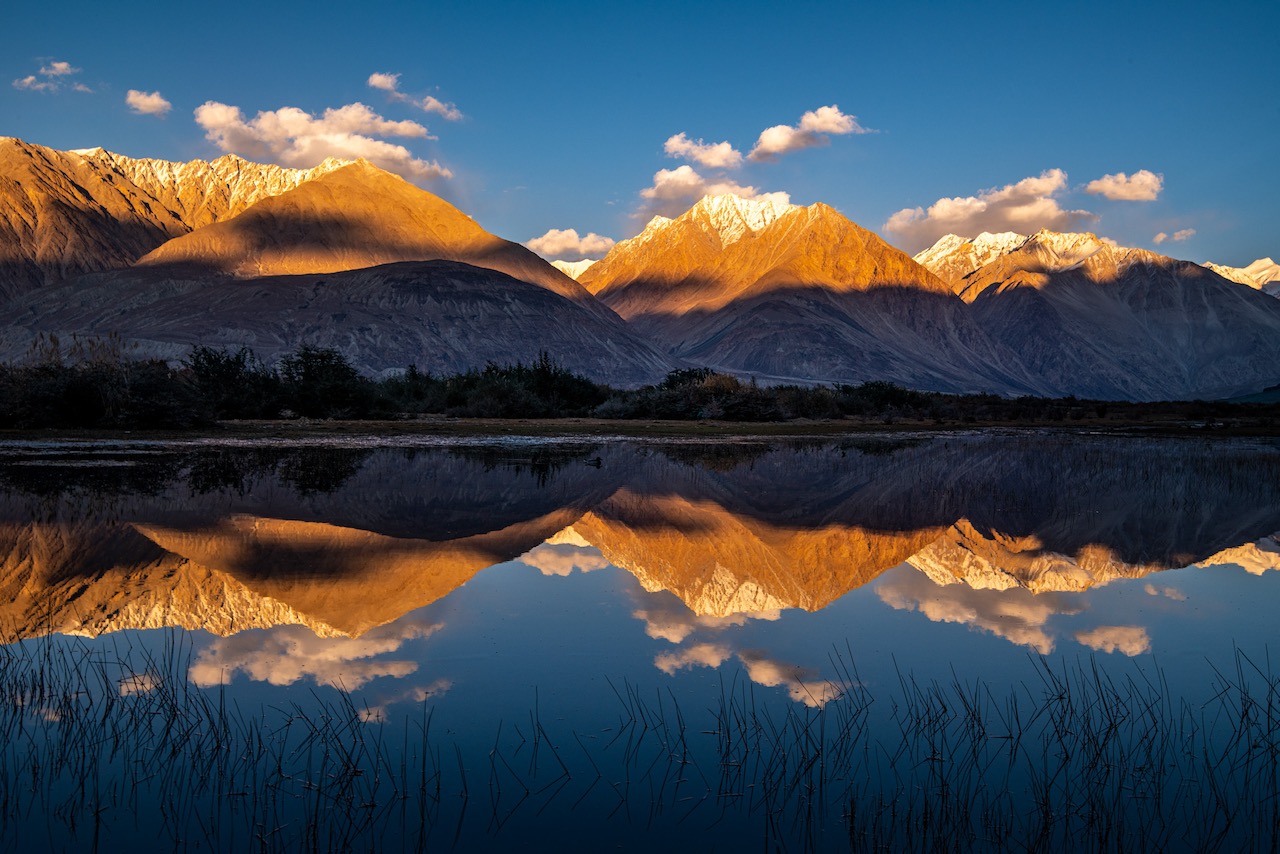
[{"left": 2, "top": 340, "right": 1279, "bottom": 430}]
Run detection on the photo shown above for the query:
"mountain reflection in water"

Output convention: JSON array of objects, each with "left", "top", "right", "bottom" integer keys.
[{"left": 1, "top": 434, "right": 1278, "bottom": 642}]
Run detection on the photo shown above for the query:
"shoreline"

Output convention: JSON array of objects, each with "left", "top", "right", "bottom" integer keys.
[{"left": 1, "top": 414, "right": 1278, "bottom": 442}]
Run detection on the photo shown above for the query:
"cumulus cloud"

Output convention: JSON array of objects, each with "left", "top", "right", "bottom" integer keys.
[
  {"left": 651, "top": 640, "right": 844, "bottom": 708},
  {"left": 737, "top": 650, "right": 845, "bottom": 708},
  {"left": 39, "top": 61, "right": 79, "bottom": 77},
  {"left": 12, "top": 76, "right": 54, "bottom": 92},
  {"left": 632, "top": 593, "right": 779, "bottom": 644},
  {"left": 119, "top": 672, "right": 160, "bottom": 697},
  {"left": 366, "top": 71, "right": 463, "bottom": 121},
  {"left": 194, "top": 100, "right": 452, "bottom": 182},
  {"left": 126, "top": 89, "right": 171, "bottom": 116},
  {"left": 883, "top": 169, "right": 1100, "bottom": 254},
  {"left": 358, "top": 678, "right": 453, "bottom": 724},
  {"left": 1074, "top": 625, "right": 1151, "bottom": 656},
  {"left": 12, "top": 59, "right": 89, "bottom": 93},
  {"left": 517, "top": 539, "right": 612, "bottom": 575},
  {"left": 189, "top": 616, "right": 444, "bottom": 690},
  {"left": 525, "top": 228, "right": 616, "bottom": 260},
  {"left": 654, "top": 643, "right": 733, "bottom": 675},
  {"left": 1153, "top": 228, "right": 1195, "bottom": 245},
  {"left": 1143, "top": 582, "right": 1188, "bottom": 601},
  {"left": 638, "top": 164, "right": 791, "bottom": 219},
  {"left": 747, "top": 105, "right": 869, "bottom": 162},
  {"left": 664, "top": 132, "right": 744, "bottom": 169},
  {"left": 1084, "top": 169, "right": 1163, "bottom": 201},
  {"left": 877, "top": 571, "right": 1083, "bottom": 654}
]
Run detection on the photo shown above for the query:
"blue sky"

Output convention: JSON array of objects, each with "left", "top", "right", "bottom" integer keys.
[{"left": 4, "top": 0, "right": 1276, "bottom": 264}]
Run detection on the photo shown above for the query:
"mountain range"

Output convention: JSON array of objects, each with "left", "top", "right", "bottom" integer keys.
[
  {"left": 3, "top": 437, "right": 1277, "bottom": 638},
  {"left": 2, "top": 137, "right": 1278, "bottom": 399},
  {"left": 914, "top": 230, "right": 1280, "bottom": 400}
]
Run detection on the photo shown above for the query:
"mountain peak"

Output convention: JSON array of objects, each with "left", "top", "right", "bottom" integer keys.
[
  {"left": 1205, "top": 257, "right": 1280, "bottom": 292},
  {"left": 913, "top": 231, "right": 1028, "bottom": 287},
  {"left": 685, "top": 192, "right": 797, "bottom": 246}
]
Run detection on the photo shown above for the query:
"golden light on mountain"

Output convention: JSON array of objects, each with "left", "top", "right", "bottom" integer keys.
[
  {"left": 136, "top": 161, "right": 589, "bottom": 303},
  {"left": 570, "top": 489, "right": 947, "bottom": 617}
]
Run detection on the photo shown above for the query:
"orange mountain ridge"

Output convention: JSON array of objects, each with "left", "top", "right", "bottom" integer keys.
[
  {"left": 581, "top": 194, "right": 953, "bottom": 319},
  {"left": 137, "top": 160, "right": 591, "bottom": 305}
]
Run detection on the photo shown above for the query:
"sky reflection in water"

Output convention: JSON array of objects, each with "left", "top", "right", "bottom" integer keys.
[{"left": 2, "top": 432, "right": 1279, "bottom": 850}]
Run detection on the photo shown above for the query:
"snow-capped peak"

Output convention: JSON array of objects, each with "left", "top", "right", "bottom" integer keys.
[
  {"left": 689, "top": 193, "right": 797, "bottom": 245},
  {"left": 550, "top": 259, "right": 597, "bottom": 281},
  {"left": 1020, "top": 229, "right": 1116, "bottom": 270},
  {"left": 1204, "top": 257, "right": 1280, "bottom": 293},
  {"left": 913, "top": 231, "right": 1028, "bottom": 283}
]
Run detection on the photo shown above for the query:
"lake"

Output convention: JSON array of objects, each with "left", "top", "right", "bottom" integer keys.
[{"left": 2, "top": 431, "right": 1279, "bottom": 852}]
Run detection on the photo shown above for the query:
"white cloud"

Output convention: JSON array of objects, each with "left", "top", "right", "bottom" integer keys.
[
  {"left": 638, "top": 164, "right": 790, "bottom": 218},
  {"left": 1143, "top": 582, "right": 1187, "bottom": 601},
  {"left": 517, "top": 540, "right": 612, "bottom": 575},
  {"left": 194, "top": 100, "right": 452, "bottom": 182},
  {"left": 632, "top": 596, "right": 779, "bottom": 644},
  {"left": 1074, "top": 625, "right": 1151, "bottom": 656},
  {"left": 367, "top": 71, "right": 463, "bottom": 121},
  {"left": 877, "top": 571, "right": 1082, "bottom": 654},
  {"left": 12, "top": 75, "right": 55, "bottom": 92},
  {"left": 189, "top": 616, "right": 444, "bottom": 690},
  {"left": 1084, "top": 169, "right": 1163, "bottom": 201},
  {"left": 883, "top": 169, "right": 1099, "bottom": 254},
  {"left": 664, "top": 132, "right": 744, "bottom": 169},
  {"left": 747, "top": 105, "right": 869, "bottom": 162},
  {"left": 126, "top": 89, "right": 172, "bottom": 116},
  {"left": 12, "top": 59, "right": 89, "bottom": 93},
  {"left": 1153, "top": 228, "right": 1195, "bottom": 246},
  {"left": 525, "top": 228, "right": 616, "bottom": 260},
  {"left": 737, "top": 650, "right": 845, "bottom": 708},
  {"left": 119, "top": 673, "right": 159, "bottom": 697},
  {"left": 654, "top": 643, "right": 733, "bottom": 675},
  {"left": 39, "top": 61, "right": 79, "bottom": 77}
]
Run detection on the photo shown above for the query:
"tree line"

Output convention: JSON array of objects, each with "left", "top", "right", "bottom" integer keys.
[{"left": 0, "top": 338, "right": 1275, "bottom": 430}]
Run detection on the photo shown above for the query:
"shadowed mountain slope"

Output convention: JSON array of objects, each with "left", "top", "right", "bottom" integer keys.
[
  {"left": 0, "top": 259, "right": 673, "bottom": 384},
  {"left": 954, "top": 230, "right": 1280, "bottom": 399}
]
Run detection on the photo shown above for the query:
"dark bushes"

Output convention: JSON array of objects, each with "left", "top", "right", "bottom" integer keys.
[{"left": 2, "top": 341, "right": 1278, "bottom": 429}]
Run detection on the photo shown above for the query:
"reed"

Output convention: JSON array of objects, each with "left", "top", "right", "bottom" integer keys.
[{"left": 3, "top": 635, "right": 1280, "bottom": 851}]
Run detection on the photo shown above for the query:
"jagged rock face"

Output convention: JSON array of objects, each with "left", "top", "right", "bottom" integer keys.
[
  {"left": 136, "top": 161, "right": 597, "bottom": 308},
  {"left": 906, "top": 519, "right": 1173, "bottom": 594},
  {"left": 913, "top": 231, "right": 1028, "bottom": 288},
  {"left": 74, "top": 147, "right": 349, "bottom": 230},
  {"left": 0, "top": 138, "right": 344, "bottom": 299},
  {"left": 579, "top": 195, "right": 1040, "bottom": 394},
  {"left": 0, "top": 259, "right": 674, "bottom": 384},
  {"left": 957, "top": 230, "right": 1280, "bottom": 399}
]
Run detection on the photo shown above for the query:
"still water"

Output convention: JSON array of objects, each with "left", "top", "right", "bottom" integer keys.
[{"left": 1, "top": 431, "right": 1279, "bottom": 852}]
